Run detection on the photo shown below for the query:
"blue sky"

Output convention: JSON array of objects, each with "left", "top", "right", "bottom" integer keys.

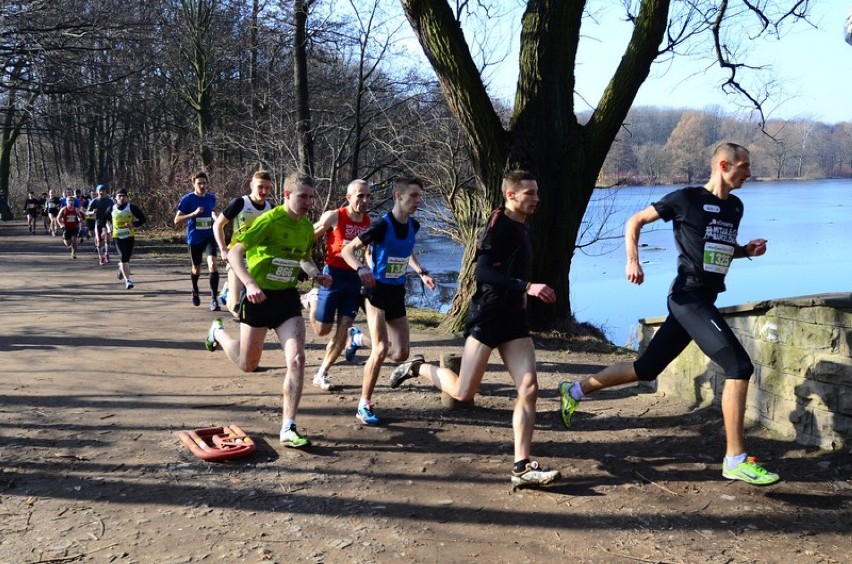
[{"left": 475, "top": 1, "right": 852, "bottom": 124}]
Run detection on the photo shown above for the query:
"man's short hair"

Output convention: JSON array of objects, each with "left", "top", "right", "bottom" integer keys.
[
  {"left": 347, "top": 179, "right": 369, "bottom": 194},
  {"left": 501, "top": 170, "right": 537, "bottom": 196},
  {"left": 284, "top": 172, "right": 314, "bottom": 192},
  {"left": 192, "top": 171, "right": 208, "bottom": 182},
  {"left": 711, "top": 143, "right": 748, "bottom": 165},
  {"left": 252, "top": 170, "right": 272, "bottom": 182},
  {"left": 395, "top": 177, "right": 423, "bottom": 194}
]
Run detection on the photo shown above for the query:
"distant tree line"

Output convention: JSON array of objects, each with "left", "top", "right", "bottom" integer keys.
[
  {"left": 0, "top": 0, "right": 471, "bottom": 229},
  {"left": 599, "top": 106, "right": 852, "bottom": 186}
]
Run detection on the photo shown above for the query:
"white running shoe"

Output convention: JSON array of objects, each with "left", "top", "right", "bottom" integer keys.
[
  {"left": 300, "top": 287, "right": 318, "bottom": 309},
  {"left": 510, "top": 461, "right": 560, "bottom": 488},
  {"left": 312, "top": 369, "right": 333, "bottom": 391}
]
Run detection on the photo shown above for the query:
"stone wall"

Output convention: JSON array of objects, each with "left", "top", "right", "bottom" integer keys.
[{"left": 638, "top": 293, "right": 852, "bottom": 450}]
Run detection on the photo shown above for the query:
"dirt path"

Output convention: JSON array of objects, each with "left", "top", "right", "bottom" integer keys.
[{"left": 1, "top": 219, "right": 850, "bottom": 563}]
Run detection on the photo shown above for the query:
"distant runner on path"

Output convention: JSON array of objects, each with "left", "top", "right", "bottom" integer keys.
[
  {"left": 174, "top": 171, "right": 220, "bottom": 310},
  {"left": 105, "top": 188, "right": 147, "bottom": 290}
]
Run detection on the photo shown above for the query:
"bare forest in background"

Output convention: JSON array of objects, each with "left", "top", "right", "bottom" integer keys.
[{"left": 3, "top": 1, "right": 847, "bottom": 231}]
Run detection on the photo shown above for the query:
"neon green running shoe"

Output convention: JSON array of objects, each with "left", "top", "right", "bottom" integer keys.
[
  {"left": 558, "top": 380, "right": 578, "bottom": 429},
  {"left": 204, "top": 318, "right": 224, "bottom": 352},
  {"left": 722, "top": 457, "right": 780, "bottom": 485},
  {"left": 279, "top": 424, "right": 311, "bottom": 449}
]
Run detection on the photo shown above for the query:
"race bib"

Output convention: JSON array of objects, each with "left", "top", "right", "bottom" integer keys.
[
  {"left": 195, "top": 217, "right": 213, "bottom": 230},
  {"left": 384, "top": 256, "right": 409, "bottom": 279},
  {"left": 116, "top": 227, "right": 131, "bottom": 238},
  {"left": 266, "top": 258, "right": 300, "bottom": 284},
  {"left": 703, "top": 242, "right": 734, "bottom": 274},
  {"left": 65, "top": 215, "right": 78, "bottom": 223}
]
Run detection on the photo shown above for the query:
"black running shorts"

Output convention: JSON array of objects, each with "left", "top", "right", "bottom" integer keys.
[{"left": 239, "top": 288, "right": 302, "bottom": 329}]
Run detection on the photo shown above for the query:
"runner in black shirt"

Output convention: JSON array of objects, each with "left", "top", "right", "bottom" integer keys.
[
  {"left": 388, "top": 170, "right": 561, "bottom": 489},
  {"left": 558, "top": 142, "right": 779, "bottom": 486},
  {"left": 23, "top": 192, "right": 40, "bottom": 234}
]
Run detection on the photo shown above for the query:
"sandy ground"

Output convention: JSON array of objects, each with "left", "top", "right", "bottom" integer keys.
[{"left": 1, "top": 219, "right": 850, "bottom": 564}]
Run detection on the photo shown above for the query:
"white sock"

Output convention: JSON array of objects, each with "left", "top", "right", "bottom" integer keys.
[
  {"left": 358, "top": 398, "right": 371, "bottom": 409},
  {"left": 353, "top": 333, "right": 363, "bottom": 347},
  {"left": 725, "top": 453, "right": 747, "bottom": 469},
  {"left": 282, "top": 419, "right": 296, "bottom": 431}
]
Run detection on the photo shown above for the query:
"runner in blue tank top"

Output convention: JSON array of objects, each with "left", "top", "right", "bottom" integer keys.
[{"left": 340, "top": 178, "right": 435, "bottom": 426}]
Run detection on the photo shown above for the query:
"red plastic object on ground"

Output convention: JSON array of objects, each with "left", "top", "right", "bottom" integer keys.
[{"left": 176, "top": 424, "right": 256, "bottom": 462}]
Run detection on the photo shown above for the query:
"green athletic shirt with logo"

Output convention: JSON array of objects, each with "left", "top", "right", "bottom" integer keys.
[{"left": 234, "top": 204, "right": 313, "bottom": 291}]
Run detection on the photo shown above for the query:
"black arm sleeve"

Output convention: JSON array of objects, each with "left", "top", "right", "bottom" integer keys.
[{"left": 131, "top": 204, "right": 147, "bottom": 228}]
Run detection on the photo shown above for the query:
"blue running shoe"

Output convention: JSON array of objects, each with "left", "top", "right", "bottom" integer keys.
[
  {"left": 356, "top": 404, "right": 380, "bottom": 426},
  {"left": 345, "top": 326, "right": 362, "bottom": 362}
]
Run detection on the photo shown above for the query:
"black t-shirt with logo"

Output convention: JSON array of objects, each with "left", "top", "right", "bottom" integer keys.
[{"left": 652, "top": 186, "right": 743, "bottom": 294}]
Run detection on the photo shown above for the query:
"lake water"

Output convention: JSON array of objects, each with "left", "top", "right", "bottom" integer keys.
[{"left": 409, "top": 179, "right": 852, "bottom": 347}]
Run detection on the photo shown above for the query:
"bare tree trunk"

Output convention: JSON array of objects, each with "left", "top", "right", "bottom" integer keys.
[
  {"left": 293, "top": 0, "right": 315, "bottom": 175},
  {"left": 250, "top": 0, "right": 260, "bottom": 121},
  {"left": 402, "top": 0, "right": 669, "bottom": 329}
]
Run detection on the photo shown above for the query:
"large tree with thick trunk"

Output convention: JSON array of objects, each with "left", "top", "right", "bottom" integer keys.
[{"left": 400, "top": 0, "right": 810, "bottom": 332}]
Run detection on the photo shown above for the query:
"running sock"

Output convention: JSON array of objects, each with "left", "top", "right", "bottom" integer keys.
[
  {"left": 282, "top": 418, "right": 296, "bottom": 430},
  {"left": 513, "top": 459, "right": 531, "bottom": 473},
  {"left": 191, "top": 273, "right": 200, "bottom": 293},
  {"left": 210, "top": 271, "right": 220, "bottom": 296},
  {"left": 569, "top": 381, "right": 585, "bottom": 401},
  {"left": 725, "top": 453, "right": 748, "bottom": 470},
  {"left": 358, "top": 398, "right": 371, "bottom": 409},
  {"left": 353, "top": 332, "right": 364, "bottom": 347}
]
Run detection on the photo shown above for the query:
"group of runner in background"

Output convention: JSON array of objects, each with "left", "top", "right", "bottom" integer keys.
[{"left": 22, "top": 184, "right": 147, "bottom": 289}]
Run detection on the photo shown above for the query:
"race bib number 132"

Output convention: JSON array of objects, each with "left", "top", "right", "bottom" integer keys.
[{"left": 703, "top": 242, "right": 734, "bottom": 274}]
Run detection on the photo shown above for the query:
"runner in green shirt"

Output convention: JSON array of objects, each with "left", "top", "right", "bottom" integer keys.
[{"left": 204, "top": 173, "right": 331, "bottom": 449}]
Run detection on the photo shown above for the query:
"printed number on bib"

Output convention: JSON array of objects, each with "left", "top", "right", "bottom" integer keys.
[
  {"left": 195, "top": 217, "right": 212, "bottom": 230},
  {"left": 267, "top": 258, "right": 300, "bottom": 284},
  {"left": 385, "top": 256, "right": 409, "bottom": 279},
  {"left": 116, "top": 227, "right": 131, "bottom": 238},
  {"left": 703, "top": 242, "right": 734, "bottom": 274}
]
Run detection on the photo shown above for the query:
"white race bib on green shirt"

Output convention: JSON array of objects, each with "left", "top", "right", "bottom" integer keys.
[{"left": 266, "top": 257, "right": 300, "bottom": 283}]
